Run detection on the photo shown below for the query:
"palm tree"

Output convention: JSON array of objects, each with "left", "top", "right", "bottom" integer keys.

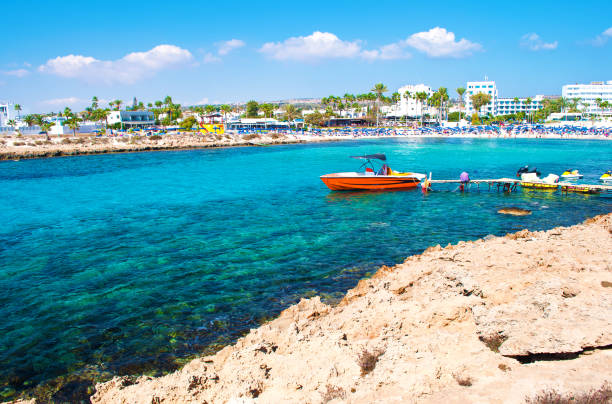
[
  {"left": 66, "top": 115, "right": 82, "bottom": 137},
  {"left": 456, "top": 88, "right": 466, "bottom": 121},
  {"left": 559, "top": 97, "right": 569, "bottom": 114},
  {"left": 155, "top": 100, "right": 163, "bottom": 108},
  {"left": 570, "top": 97, "right": 582, "bottom": 113},
  {"left": 260, "top": 103, "right": 275, "bottom": 119},
  {"left": 96, "top": 109, "right": 110, "bottom": 132},
  {"left": 220, "top": 104, "right": 232, "bottom": 123},
  {"left": 23, "top": 114, "right": 36, "bottom": 127},
  {"left": 595, "top": 98, "right": 603, "bottom": 115},
  {"left": 415, "top": 92, "right": 428, "bottom": 125},
  {"left": 113, "top": 100, "right": 123, "bottom": 111},
  {"left": 371, "top": 83, "right": 388, "bottom": 126},
  {"left": 14, "top": 104, "right": 22, "bottom": 119},
  {"left": 437, "top": 87, "right": 449, "bottom": 122},
  {"left": 91, "top": 96, "right": 99, "bottom": 109},
  {"left": 283, "top": 104, "right": 301, "bottom": 126},
  {"left": 39, "top": 121, "right": 53, "bottom": 140},
  {"left": 525, "top": 98, "right": 532, "bottom": 123}
]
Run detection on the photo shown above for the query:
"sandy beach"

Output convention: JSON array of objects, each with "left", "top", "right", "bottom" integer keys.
[
  {"left": 6, "top": 213, "right": 596, "bottom": 403},
  {"left": 0, "top": 130, "right": 610, "bottom": 161}
]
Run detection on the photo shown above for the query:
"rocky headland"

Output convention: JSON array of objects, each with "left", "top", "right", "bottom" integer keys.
[
  {"left": 79, "top": 214, "right": 611, "bottom": 403},
  {"left": 8, "top": 214, "right": 612, "bottom": 404},
  {"left": 0, "top": 132, "right": 341, "bottom": 161}
]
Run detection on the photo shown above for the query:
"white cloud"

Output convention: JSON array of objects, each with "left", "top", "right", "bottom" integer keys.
[
  {"left": 590, "top": 27, "right": 612, "bottom": 46},
  {"left": 41, "top": 97, "right": 84, "bottom": 107},
  {"left": 362, "top": 43, "right": 411, "bottom": 61},
  {"left": 3, "top": 68, "right": 30, "bottom": 77},
  {"left": 260, "top": 31, "right": 362, "bottom": 61},
  {"left": 259, "top": 31, "right": 412, "bottom": 62},
  {"left": 203, "top": 52, "right": 221, "bottom": 63},
  {"left": 405, "top": 27, "right": 482, "bottom": 58},
  {"left": 38, "top": 44, "right": 193, "bottom": 85},
  {"left": 217, "top": 39, "right": 245, "bottom": 55},
  {"left": 520, "top": 33, "right": 558, "bottom": 51}
]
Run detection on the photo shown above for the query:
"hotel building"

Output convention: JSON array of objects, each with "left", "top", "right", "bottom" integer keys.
[
  {"left": 384, "top": 84, "right": 434, "bottom": 118},
  {"left": 464, "top": 81, "right": 543, "bottom": 117},
  {"left": 108, "top": 111, "right": 155, "bottom": 128},
  {"left": 562, "top": 81, "right": 612, "bottom": 114},
  {"left": 0, "top": 101, "right": 13, "bottom": 126}
]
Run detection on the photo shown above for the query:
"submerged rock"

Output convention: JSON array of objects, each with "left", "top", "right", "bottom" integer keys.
[
  {"left": 497, "top": 207, "right": 532, "bottom": 216},
  {"left": 82, "top": 214, "right": 612, "bottom": 404}
]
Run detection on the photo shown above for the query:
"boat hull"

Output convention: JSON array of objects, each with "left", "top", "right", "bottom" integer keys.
[
  {"left": 520, "top": 182, "right": 558, "bottom": 191},
  {"left": 320, "top": 174, "right": 421, "bottom": 191}
]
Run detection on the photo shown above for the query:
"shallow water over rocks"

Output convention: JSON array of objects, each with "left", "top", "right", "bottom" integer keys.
[{"left": 0, "top": 137, "right": 610, "bottom": 401}]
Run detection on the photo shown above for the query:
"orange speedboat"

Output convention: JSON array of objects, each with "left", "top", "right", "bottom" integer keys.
[{"left": 320, "top": 154, "right": 426, "bottom": 191}]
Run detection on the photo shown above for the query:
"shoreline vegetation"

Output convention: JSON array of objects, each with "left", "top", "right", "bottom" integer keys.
[
  {"left": 1, "top": 129, "right": 610, "bottom": 161},
  {"left": 9, "top": 214, "right": 611, "bottom": 403}
]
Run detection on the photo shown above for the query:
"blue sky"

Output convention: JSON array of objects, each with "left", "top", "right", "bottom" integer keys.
[{"left": 2, "top": 0, "right": 611, "bottom": 114}]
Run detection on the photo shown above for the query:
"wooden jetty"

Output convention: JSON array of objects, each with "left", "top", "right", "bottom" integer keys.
[{"left": 426, "top": 177, "right": 612, "bottom": 195}]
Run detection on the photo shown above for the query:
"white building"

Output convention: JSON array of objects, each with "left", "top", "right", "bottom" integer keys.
[
  {"left": 385, "top": 84, "right": 434, "bottom": 118},
  {"left": 108, "top": 111, "right": 155, "bottom": 128},
  {"left": 464, "top": 81, "right": 543, "bottom": 116},
  {"left": 562, "top": 81, "right": 612, "bottom": 114},
  {"left": 0, "top": 101, "right": 14, "bottom": 126}
]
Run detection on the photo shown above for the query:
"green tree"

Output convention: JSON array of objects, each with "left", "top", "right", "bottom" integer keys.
[
  {"left": 470, "top": 93, "right": 492, "bottom": 116},
  {"left": 39, "top": 120, "right": 54, "bottom": 139},
  {"left": 437, "top": 87, "right": 449, "bottom": 122},
  {"left": 559, "top": 97, "right": 569, "bottom": 114},
  {"left": 471, "top": 112, "right": 481, "bottom": 125},
  {"left": 23, "top": 115, "right": 36, "bottom": 127},
  {"left": 113, "top": 100, "right": 122, "bottom": 111},
  {"left": 155, "top": 100, "right": 163, "bottom": 108},
  {"left": 260, "top": 103, "right": 275, "bottom": 118},
  {"left": 283, "top": 104, "right": 301, "bottom": 123},
  {"left": 456, "top": 88, "right": 466, "bottom": 120},
  {"left": 415, "top": 92, "right": 429, "bottom": 125},
  {"left": 180, "top": 116, "right": 197, "bottom": 130},
  {"left": 371, "top": 83, "right": 388, "bottom": 126},
  {"left": 525, "top": 98, "right": 532, "bottom": 123},
  {"left": 391, "top": 92, "right": 400, "bottom": 104},
  {"left": 246, "top": 100, "right": 259, "bottom": 118},
  {"left": 304, "top": 111, "right": 324, "bottom": 127},
  {"left": 91, "top": 96, "right": 99, "bottom": 109},
  {"left": 570, "top": 97, "right": 582, "bottom": 113},
  {"left": 65, "top": 115, "right": 82, "bottom": 137},
  {"left": 220, "top": 104, "right": 232, "bottom": 123},
  {"left": 14, "top": 104, "right": 22, "bottom": 118}
]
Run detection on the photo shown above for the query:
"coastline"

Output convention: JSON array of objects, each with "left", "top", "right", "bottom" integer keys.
[
  {"left": 1, "top": 131, "right": 610, "bottom": 161},
  {"left": 63, "top": 213, "right": 612, "bottom": 403}
]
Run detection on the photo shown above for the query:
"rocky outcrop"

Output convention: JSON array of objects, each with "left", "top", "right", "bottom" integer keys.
[
  {"left": 0, "top": 133, "right": 342, "bottom": 161},
  {"left": 85, "top": 214, "right": 612, "bottom": 403}
]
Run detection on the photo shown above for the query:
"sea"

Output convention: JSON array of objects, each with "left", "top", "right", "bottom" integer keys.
[{"left": 0, "top": 137, "right": 610, "bottom": 401}]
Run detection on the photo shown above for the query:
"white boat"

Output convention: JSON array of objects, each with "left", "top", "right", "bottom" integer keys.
[
  {"left": 560, "top": 169, "right": 583, "bottom": 180},
  {"left": 599, "top": 171, "right": 612, "bottom": 184}
]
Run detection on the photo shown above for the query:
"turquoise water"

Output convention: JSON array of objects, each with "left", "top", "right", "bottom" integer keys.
[{"left": 0, "top": 138, "right": 610, "bottom": 400}]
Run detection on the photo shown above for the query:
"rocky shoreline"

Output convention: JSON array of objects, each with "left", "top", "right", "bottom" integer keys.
[
  {"left": 1, "top": 132, "right": 610, "bottom": 161},
  {"left": 7, "top": 214, "right": 612, "bottom": 403},
  {"left": 62, "top": 213, "right": 612, "bottom": 403},
  {"left": 0, "top": 133, "right": 327, "bottom": 161}
]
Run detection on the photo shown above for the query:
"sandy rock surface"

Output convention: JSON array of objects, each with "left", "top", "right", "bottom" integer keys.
[
  {"left": 0, "top": 132, "right": 340, "bottom": 160},
  {"left": 84, "top": 214, "right": 612, "bottom": 404}
]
